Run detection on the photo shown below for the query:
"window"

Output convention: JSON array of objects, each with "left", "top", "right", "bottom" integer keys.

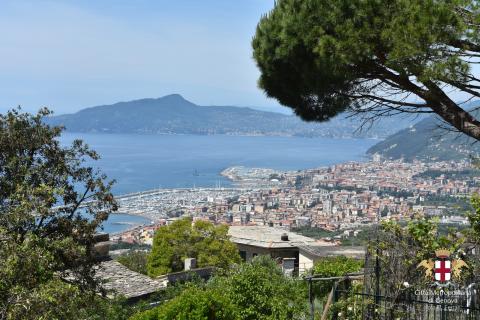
[{"left": 239, "top": 250, "right": 247, "bottom": 261}]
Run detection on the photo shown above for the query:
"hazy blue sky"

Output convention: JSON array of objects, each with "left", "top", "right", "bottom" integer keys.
[{"left": 0, "top": 0, "right": 287, "bottom": 114}]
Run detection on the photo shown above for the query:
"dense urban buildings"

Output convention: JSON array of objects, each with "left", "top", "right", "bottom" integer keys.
[{"left": 113, "top": 158, "right": 477, "bottom": 247}]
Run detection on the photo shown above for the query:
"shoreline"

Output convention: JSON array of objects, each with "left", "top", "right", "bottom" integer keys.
[
  {"left": 108, "top": 159, "right": 369, "bottom": 227},
  {"left": 104, "top": 212, "right": 157, "bottom": 236},
  {"left": 105, "top": 158, "right": 474, "bottom": 242},
  {"left": 106, "top": 157, "right": 380, "bottom": 232},
  {"left": 63, "top": 131, "right": 385, "bottom": 140}
]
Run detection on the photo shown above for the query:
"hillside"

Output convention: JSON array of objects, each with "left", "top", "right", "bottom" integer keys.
[
  {"left": 367, "top": 113, "right": 480, "bottom": 161},
  {"left": 45, "top": 94, "right": 419, "bottom": 138}
]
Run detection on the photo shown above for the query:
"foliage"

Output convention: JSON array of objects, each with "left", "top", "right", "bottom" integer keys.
[
  {"left": 371, "top": 217, "right": 470, "bottom": 299},
  {"left": 312, "top": 256, "right": 364, "bottom": 279},
  {"left": 44, "top": 94, "right": 394, "bottom": 138},
  {"left": 326, "top": 195, "right": 480, "bottom": 315},
  {"left": 147, "top": 218, "right": 241, "bottom": 277},
  {"left": 210, "top": 255, "right": 308, "bottom": 320},
  {"left": 132, "top": 256, "right": 308, "bottom": 320},
  {"left": 467, "top": 193, "right": 480, "bottom": 240},
  {"left": 414, "top": 169, "right": 480, "bottom": 180},
  {"left": 339, "top": 232, "right": 370, "bottom": 247},
  {"left": 0, "top": 108, "right": 117, "bottom": 319},
  {"left": 422, "top": 195, "right": 472, "bottom": 213},
  {"left": 377, "top": 190, "right": 415, "bottom": 199},
  {"left": 367, "top": 111, "right": 480, "bottom": 161},
  {"left": 311, "top": 256, "right": 363, "bottom": 299},
  {"left": 146, "top": 274, "right": 207, "bottom": 304},
  {"left": 329, "top": 284, "right": 370, "bottom": 320},
  {"left": 2, "top": 277, "right": 134, "bottom": 320},
  {"left": 463, "top": 194, "right": 480, "bottom": 282},
  {"left": 117, "top": 250, "right": 149, "bottom": 275},
  {"left": 330, "top": 206, "right": 480, "bottom": 317},
  {"left": 253, "top": 0, "right": 480, "bottom": 140},
  {"left": 129, "top": 286, "right": 239, "bottom": 320},
  {"left": 381, "top": 207, "right": 389, "bottom": 217},
  {"left": 110, "top": 241, "right": 151, "bottom": 251}
]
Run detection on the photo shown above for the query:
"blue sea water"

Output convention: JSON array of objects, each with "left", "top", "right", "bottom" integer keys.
[
  {"left": 60, "top": 133, "right": 377, "bottom": 233},
  {"left": 100, "top": 213, "right": 152, "bottom": 234}
]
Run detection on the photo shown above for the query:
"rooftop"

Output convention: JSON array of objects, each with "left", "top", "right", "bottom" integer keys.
[
  {"left": 95, "top": 260, "right": 167, "bottom": 300},
  {"left": 228, "top": 226, "right": 334, "bottom": 249}
]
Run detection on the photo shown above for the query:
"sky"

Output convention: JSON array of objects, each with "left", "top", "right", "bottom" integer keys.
[{"left": 0, "top": 0, "right": 288, "bottom": 115}]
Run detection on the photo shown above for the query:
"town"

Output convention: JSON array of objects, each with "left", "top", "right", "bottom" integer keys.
[{"left": 114, "top": 156, "right": 478, "bottom": 245}]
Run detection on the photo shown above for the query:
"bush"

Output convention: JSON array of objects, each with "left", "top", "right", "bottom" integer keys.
[
  {"left": 147, "top": 218, "right": 240, "bottom": 277},
  {"left": 131, "top": 256, "right": 308, "bottom": 320},
  {"left": 130, "top": 286, "right": 239, "bottom": 320},
  {"left": 312, "top": 256, "right": 363, "bottom": 299},
  {"left": 117, "top": 250, "right": 149, "bottom": 275}
]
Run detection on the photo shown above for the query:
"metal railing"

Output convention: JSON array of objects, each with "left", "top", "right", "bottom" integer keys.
[{"left": 331, "top": 285, "right": 480, "bottom": 320}]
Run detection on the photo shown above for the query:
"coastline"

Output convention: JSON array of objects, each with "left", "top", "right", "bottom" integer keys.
[
  {"left": 62, "top": 130, "right": 386, "bottom": 140},
  {"left": 103, "top": 212, "right": 155, "bottom": 235},
  {"left": 61, "top": 133, "right": 376, "bottom": 195},
  {"left": 108, "top": 159, "right": 365, "bottom": 229}
]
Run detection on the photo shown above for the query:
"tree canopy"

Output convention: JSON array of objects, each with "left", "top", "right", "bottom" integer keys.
[
  {"left": 147, "top": 218, "right": 241, "bottom": 277},
  {"left": 117, "top": 250, "right": 149, "bottom": 275},
  {"left": 312, "top": 256, "right": 363, "bottom": 299},
  {"left": 253, "top": 0, "right": 480, "bottom": 140},
  {"left": 132, "top": 256, "right": 308, "bottom": 320},
  {"left": 130, "top": 286, "right": 239, "bottom": 320},
  {"left": 0, "top": 109, "right": 117, "bottom": 319}
]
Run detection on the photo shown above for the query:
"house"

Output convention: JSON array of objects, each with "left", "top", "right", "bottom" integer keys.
[{"left": 228, "top": 226, "right": 364, "bottom": 274}]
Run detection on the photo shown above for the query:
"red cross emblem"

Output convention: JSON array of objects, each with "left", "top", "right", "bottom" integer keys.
[{"left": 434, "top": 260, "right": 451, "bottom": 282}]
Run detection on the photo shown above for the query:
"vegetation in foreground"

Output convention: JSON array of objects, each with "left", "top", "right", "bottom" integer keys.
[
  {"left": 253, "top": 0, "right": 480, "bottom": 141},
  {"left": 3, "top": 110, "right": 480, "bottom": 319},
  {"left": 131, "top": 256, "right": 309, "bottom": 320},
  {"left": 147, "top": 218, "right": 241, "bottom": 277},
  {"left": 0, "top": 109, "right": 130, "bottom": 319}
]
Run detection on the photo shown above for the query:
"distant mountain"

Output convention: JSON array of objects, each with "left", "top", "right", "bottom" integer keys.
[
  {"left": 367, "top": 109, "right": 480, "bottom": 161},
  {"left": 45, "top": 94, "right": 421, "bottom": 138}
]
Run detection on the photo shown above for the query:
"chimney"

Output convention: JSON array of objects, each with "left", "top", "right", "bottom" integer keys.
[
  {"left": 93, "top": 233, "right": 111, "bottom": 260},
  {"left": 184, "top": 258, "right": 197, "bottom": 271},
  {"left": 281, "top": 233, "right": 289, "bottom": 241}
]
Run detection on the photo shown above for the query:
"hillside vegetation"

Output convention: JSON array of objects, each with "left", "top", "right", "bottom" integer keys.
[
  {"left": 45, "top": 94, "right": 419, "bottom": 138},
  {"left": 367, "top": 109, "right": 480, "bottom": 161}
]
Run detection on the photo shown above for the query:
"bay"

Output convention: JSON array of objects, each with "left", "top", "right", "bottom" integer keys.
[
  {"left": 60, "top": 133, "right": 378, "bottom": 233},
  {"left": 101, "top": 213, "right": 152, "bottom": 234}
]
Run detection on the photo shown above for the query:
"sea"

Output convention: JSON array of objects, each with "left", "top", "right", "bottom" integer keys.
[{"left": 60, "top": 133, "right": 378, "bottom": 233}]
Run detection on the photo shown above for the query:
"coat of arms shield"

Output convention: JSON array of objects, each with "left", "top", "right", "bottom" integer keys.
[{"left": 434, "top": 259, "right": 451, "bottom": 283}]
